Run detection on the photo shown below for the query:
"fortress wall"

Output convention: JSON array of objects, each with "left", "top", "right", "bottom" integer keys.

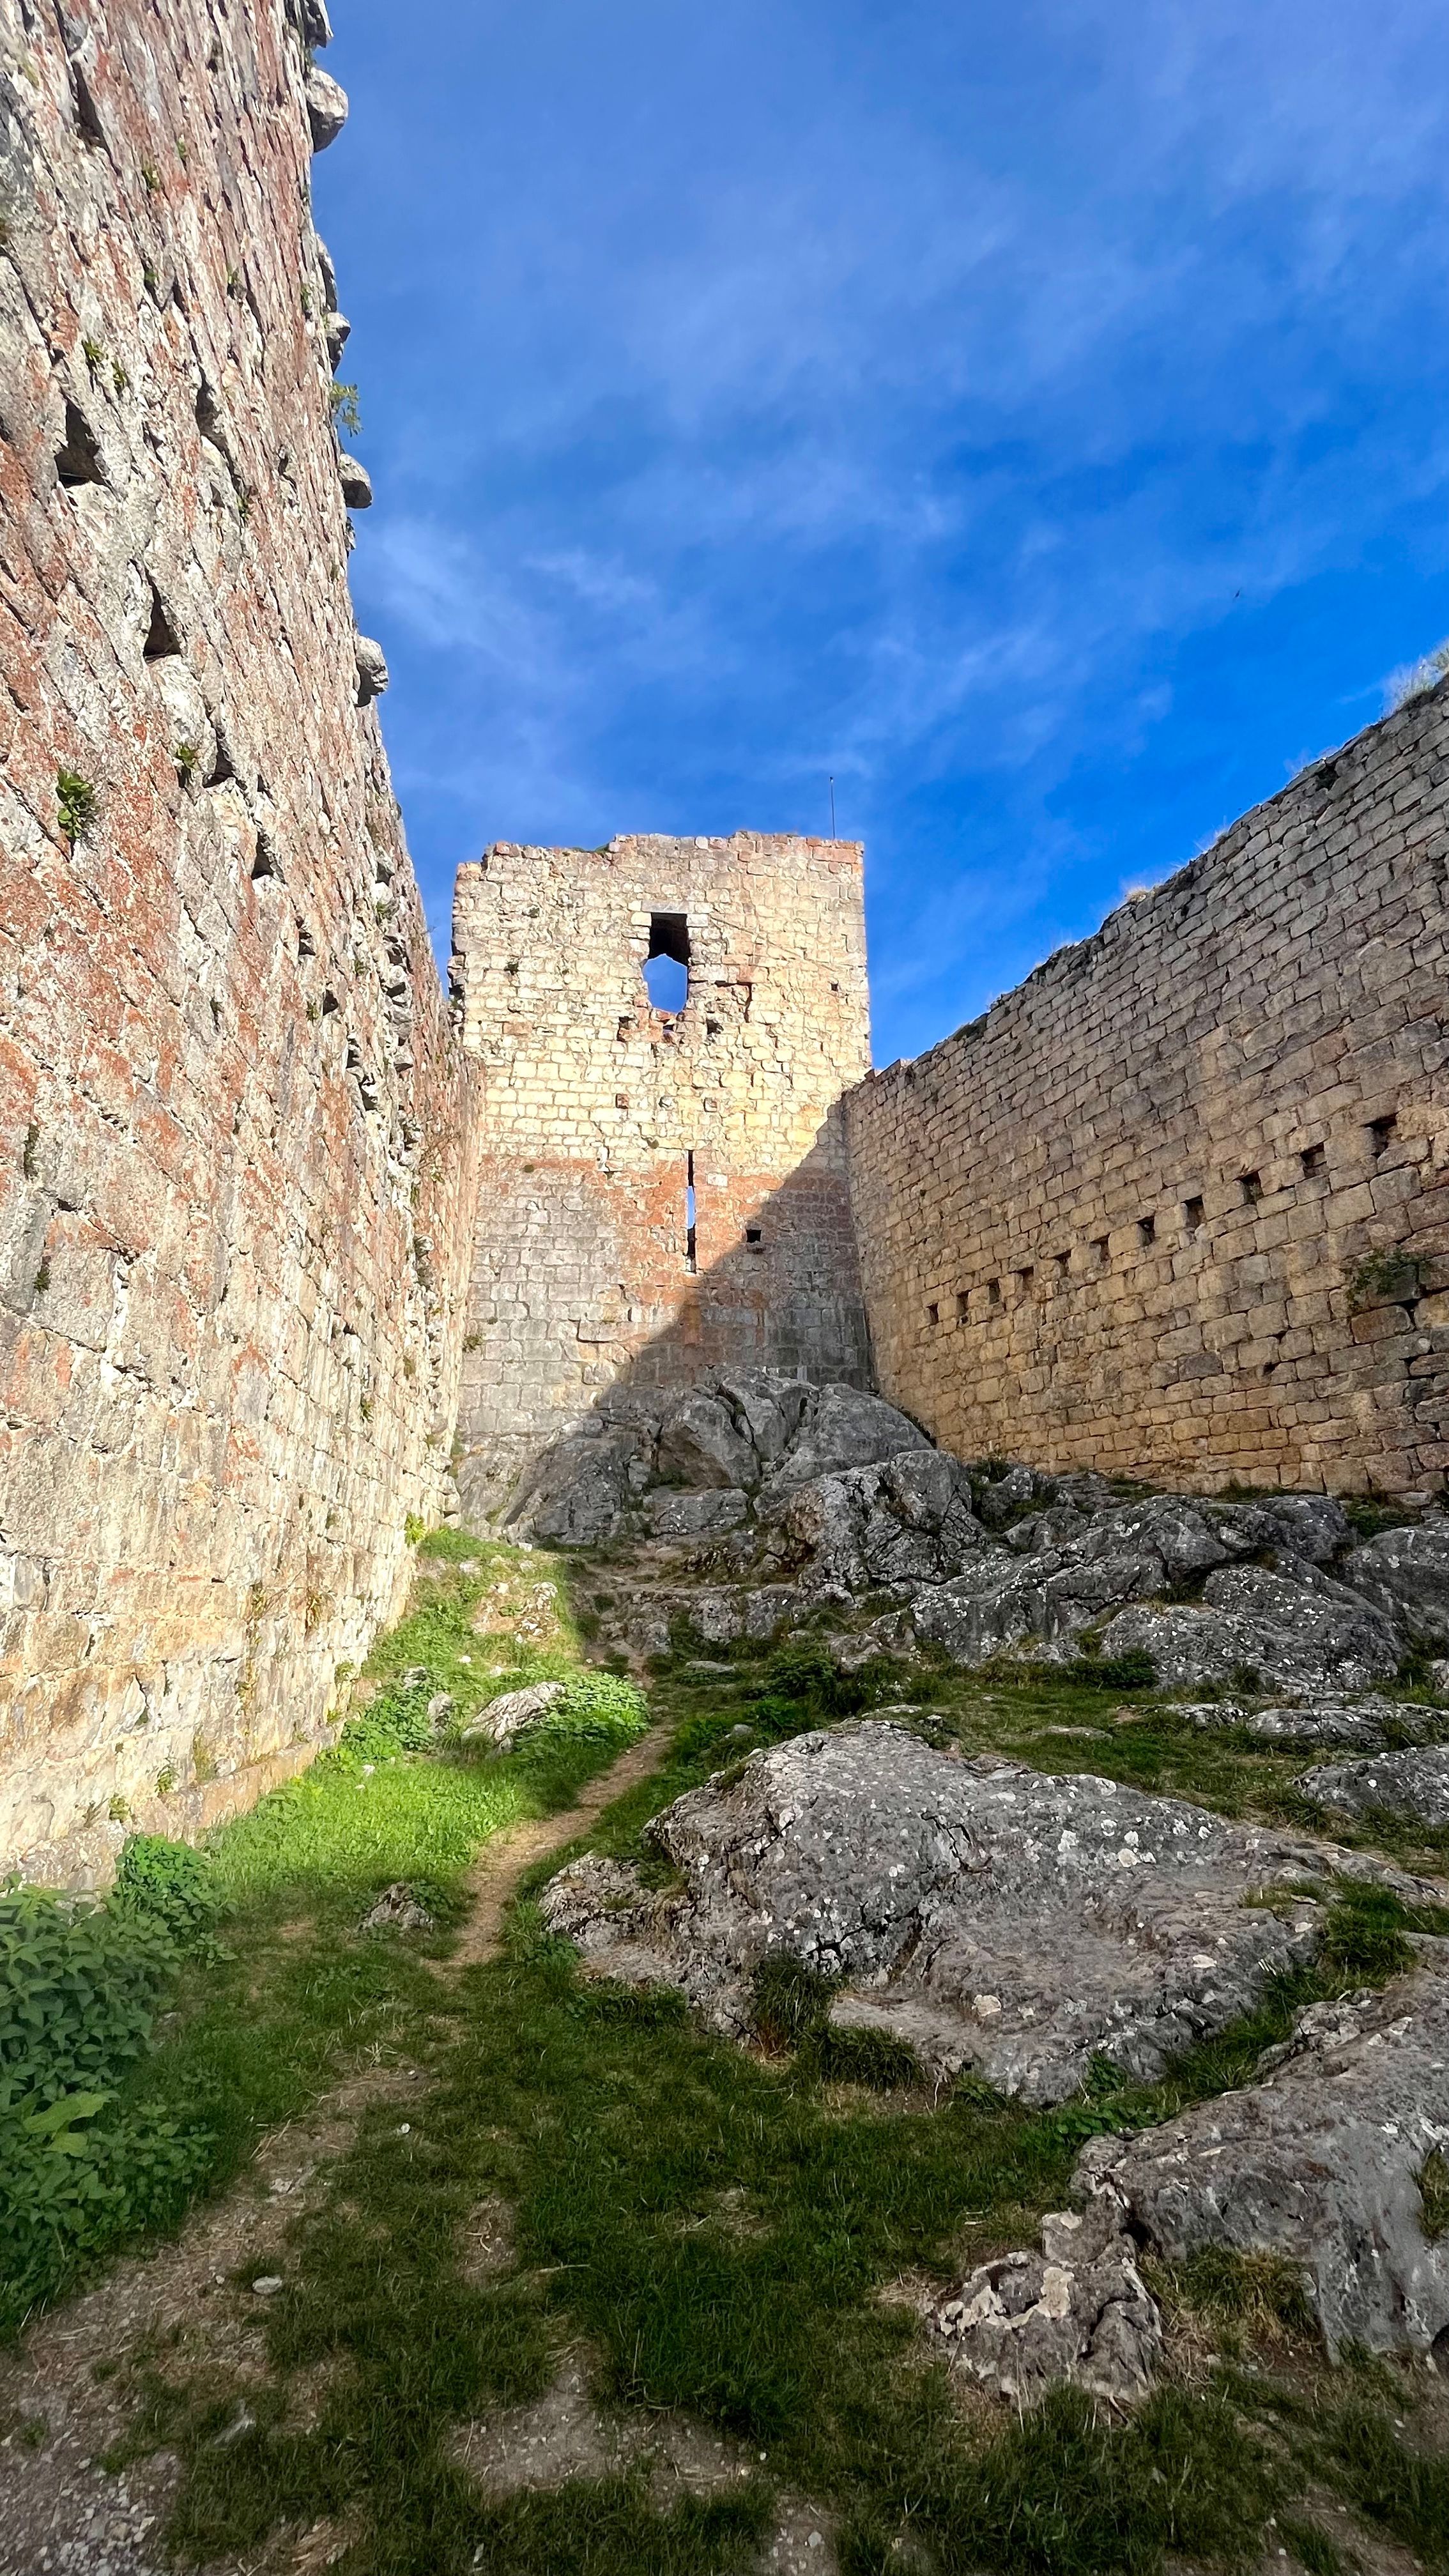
[
  {"left": 451, "top": 834, "right": 872, "bottom": 1515},
  {"left": 0, "top": 0, "right": 480, "bottom": 1882},
  {"left": 845, "top": 682, "right": 1449, "bottom": 1495}
]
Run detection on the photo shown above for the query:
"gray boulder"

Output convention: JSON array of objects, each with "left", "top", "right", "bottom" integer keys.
[
  {"left": 339, "top": 452, "right": 372, "bottom": 509},
  {"left": 656, "top": 1392, "right": 756, "bottom": 1490},
  {"left": 1099, "top": 1563, "right": 1402, "bottom": 1694},
  {"left": 765, "top": 1384, "right": 930, "bottom": 1492},
  {"left": 1342, "top": 1522, "right": 1449, "bottom": 1648},
  {"left": 1185, "top": 1699, "right": 1441, "bottom": 1751},
  {"left": 976, "top": 1462, "right": 1044, "bottom": 1529},
  {"left": 643, "top": 1487, "right": 749, "bottom": 1538},
  {"left": 512, "top": 1426, "right": 643, "bottom": 1544},
  {"left": 714, "top": 1372, "right": 811, "bottom": 1463},
  {"left": 934, "top": 2198, "right": 1162, "bottom": 2407},
  {"left": 539, "top": 1722, "right": 1422, "bottom": 2106},
  {"left": 360, "top": 1882, "right": 433, "bottom": 1933},
  {"left": 460, "top": 1678, "right": 565, "bottom": 1749},
  {"left": 759, "top": 1450, "right": 983, "bottom": 1598},
  {"left": 1298, "top": 1744, "right": 1449, "bottom": 1827},
  {"left": 1077, "top": 1969, "right": 1449, "bottom": 2354}
]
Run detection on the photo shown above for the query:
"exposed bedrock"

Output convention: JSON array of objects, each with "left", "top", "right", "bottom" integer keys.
[
  {"left": 1078, "top": 1970, "right": 1449, "bottom": 2356},
  {"left": 539, "top": 1722, "right": 1434, "bottom": 2108},
  {"left": 1298, "top": 1744, "right": 1449, "bottom": 1827}
]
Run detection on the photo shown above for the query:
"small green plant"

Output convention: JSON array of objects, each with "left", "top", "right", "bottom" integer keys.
[
  {"left": 140, "top": 158, "right": 160, "bottom": 192},
  {"left": 34, "top": 1255, "right": 50, "bottom": 1296},
  {"left": 300, "top": 281, "right": 313, "bottom": 318},
  {"left": 1064, "top": 1646, "right": 1157, "bottom": 1692},
  {"left": 81, "top": 334, "right": 104, "bottom": 372},
  {"left": 226, "top": 265, "right": 240, "bottom": 296},
  {"left": 359, "top": 1394, "right": 372, "bottom": 1422},
  {"left": 111, "top": 358, "right": 128, "bottom": 394},
  {"left": 329, "top": 380, "right": 362, "bottom": 435},
  {"left": 403, "top": 1513, "right": 426, "bottom": 1547},
  {"left": 107, "top": 1795, "right": 130, "bottom": 1824},
  {"left": 154, "top": 1765, "right": 177, "bottom": 1797},
  {"left": 173, "top": 741, "right": 199, "bottom": 785},
  {"left": 142, "top": 260, "right": 158, "bottom": 295},
  {"left": 1388, "top": 638, "right": 1449, "bottom": 712},
  {"left": 1419, "top": 2147, "right": 1449, "bottom": 2242},
  {"left": 234, "top": 486, "right": 252, "bottom": 524},
  {"left": 113, "top": 1835, "right": 219, "bottom": 1954},
  {"left": 175, "top": 136, "right": 188, "bottom": 167},
  {"left": 56, "top": 767, "right": 97, "bottom": 844},
  {"left": 1346, "top": 1246, "right": 1421, "bottom": 1311}
]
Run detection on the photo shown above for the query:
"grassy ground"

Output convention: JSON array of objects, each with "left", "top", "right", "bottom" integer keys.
[{"left": 76, "top": 1590, "right": 1449, "bottom": 2576}]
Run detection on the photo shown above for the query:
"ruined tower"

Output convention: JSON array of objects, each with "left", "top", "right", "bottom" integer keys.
[{"left": 450, "top": 833, "right": 873, "bottom": 1515}]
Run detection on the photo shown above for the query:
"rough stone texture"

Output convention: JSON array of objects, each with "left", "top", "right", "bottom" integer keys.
[
  {"left": 459, "top": 1678, "right": 565, "bottom": 1749},
  {"left": 1298, "top": 1744, "right": 1449, "bottom": 1826},
  {"left": 1185, "top": 1699, "right": 1443, "bottom": 1750},
  {"left": 845, "top": 680, "right": 1449, "bottom": 1496},
  {"left": 538, "top": 1722, "right": 1429, "bottom": 2106},
  {"left": 450, "top": 836, "right": 873, "bottom": 1519},
  {"left": 1077, "top": 1967, "right": 1449, "bottom": 2354},
  {"left": 0, "top": 0, "right": 480, "bottom": 1880},
  {"left": 1342, "top": 1521, "right": 1449, "bottom": 1644},
  {"left": 934, "top": 2198, "right": 1163, "bottom": 2407},
  {"left": 360, "top": 1881, "right": 434, "bottom": 1932}
]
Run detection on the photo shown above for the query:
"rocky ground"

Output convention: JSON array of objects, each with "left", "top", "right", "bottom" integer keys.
[{"left": 8, "top": 1435, "right": 1449, "bottom": 2576}]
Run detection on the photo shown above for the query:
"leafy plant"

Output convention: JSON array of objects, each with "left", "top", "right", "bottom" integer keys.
[
  {"left": 329, "top": 381, "right": 362, "bottom": 436},
  {"left": 113, "top": 1835, "right": 220, "bottom": 1954},
  {"left": 81, "top": 334, "right": 104, "bottom": 372},
  {"left": 404, "top": 1512, "right": 425, "bottom": 1546},
  {"left": 174, "top": 740, "right": 199, "bottom": 785},
  {"left": 56, "top": 767, "right": 97, "bottom": 844},
  {"left": 140, "top": 158, "right": 160, "bottom": 191}
]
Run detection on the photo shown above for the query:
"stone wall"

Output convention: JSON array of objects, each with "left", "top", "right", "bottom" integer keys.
[
  {"left": 451, "top": 834, "right": 871, "bottom": 1516},
  {"left": 845, "top": 682, "right": 1449, "bottom": 1496},
  {"left": 0, "top": 0, "right": 480, "bottom": 1882}
]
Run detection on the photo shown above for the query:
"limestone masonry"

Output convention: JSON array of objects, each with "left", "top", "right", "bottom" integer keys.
[
  {"left": 847, "top": 680, "right": 1449, "bottom": 1495},
  {"left": 6, "top": 0, "right": 1449, "bottom": 1887},
  {"left": 450, "top": 833, "right": 872, "bottom": 1521},
  {"left": 0, "top": 0, "right": 479, "bottom": 1884}
]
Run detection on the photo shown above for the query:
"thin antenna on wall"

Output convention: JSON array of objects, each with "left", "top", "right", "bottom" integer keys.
[{"left": 828, "top": 776, "right": 836, "bottom": 838}]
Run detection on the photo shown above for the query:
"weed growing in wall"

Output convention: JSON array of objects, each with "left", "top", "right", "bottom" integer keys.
[{"left": 56, "top": 767, "right": 96, "bottom": 844}]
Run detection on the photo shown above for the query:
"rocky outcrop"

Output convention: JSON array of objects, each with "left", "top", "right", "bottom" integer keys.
[
  {"left": 459, "top": 1679, "right": 565, "bottom": 1749},
  {"left": 934, "top": 2200, "right": 1162, "bottom": 2407},
  {"left": 1077, "top": 1968, "right": 1449, "bottom": 2354},
  {"left": 539, "top": 1722, "right": 1430, "bottom": 2106},
  {"left": 1298, "top": 1745, "right": 1449, "bottom": 1828},
  {"left": 1183, "top": 1698, "right": 1441, "bottom": 1749}
]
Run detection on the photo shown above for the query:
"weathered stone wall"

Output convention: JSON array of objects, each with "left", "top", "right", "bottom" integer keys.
[
  {"left": 0, "top": 0, "right": 480, "bottom": 1882},
  {"left": 846, "top": 683, "right": 1449, "bottom": 1496},
  {"left": 451, "top": 834, "right": 872, "bottom": 1515}
]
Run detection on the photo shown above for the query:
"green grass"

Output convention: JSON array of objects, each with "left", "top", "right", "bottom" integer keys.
[{"left": 107, "top": 1629, "right": 1449, "bottom": 2576}]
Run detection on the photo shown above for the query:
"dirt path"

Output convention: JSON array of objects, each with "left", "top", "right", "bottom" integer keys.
[
  {"left": 0, "top": 1725, "right": 671, "bottom": 2576},
  {"left": 443, "top": 1722, "right": 672, "bottom": 1971}
]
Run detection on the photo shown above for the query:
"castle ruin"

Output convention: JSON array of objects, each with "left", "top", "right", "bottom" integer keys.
[{"left": 3, "top": 0, "right": 1449, "bottom": 1883}]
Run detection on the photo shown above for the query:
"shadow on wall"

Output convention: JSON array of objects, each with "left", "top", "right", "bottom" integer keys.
[{"left": 456, "top": 1136, "right": 873, "bottom": 1538}]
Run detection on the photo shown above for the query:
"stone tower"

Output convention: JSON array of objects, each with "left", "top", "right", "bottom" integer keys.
[{"left": 450, "top": 832, "right": 873, "bottom": 1516}]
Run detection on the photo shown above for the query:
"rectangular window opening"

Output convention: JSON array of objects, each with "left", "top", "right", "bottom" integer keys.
[
  {"left": 1137, "top": 1215, "right": 1156, "bottom": 1246},
  {"left": 1240, "top": 1170, "right": 1262, "bottom": 1204},
  {"left": 1015, "top": 1266, "right": 1034, "bottom": 1296},
  {"left": 1092, "top": 1236, "right": 1109, "bottom": 1269},
  {"left": 745, "top": 1224, "right": 763, "bottom": 1253},
  {"left": 986, "top": 1277, "right": 1002, "bottom": 1307},
  {"left": 645, "top": 912, "right": 690, "bottom": 1015},
  {"left": 955, "top": 1289, "right": 970, "bottom": 1321},
  {"left": 1300, "top": 1143, "right": 1325, "bottom": 1177},
  {"left": 1183, "top": 1195, "right": 1204, "bottom": 1235},
  {"left": 1368, "top": 1113, "right": 1398, "bottom": 1158},
  {"left": 685, "top": 1149, "right": 697, "bottom": 1273},
  {"left": 926, "top": 1302, "right": 940, "bottom": 1328}
]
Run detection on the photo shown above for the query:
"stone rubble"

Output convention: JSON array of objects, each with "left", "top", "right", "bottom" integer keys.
[
  {"left": 459, "top": 1677, "right": 566, "bottom": 1749},
  {"left": 934, "top": 2198, "right": 1163, "bottom": 2407}
]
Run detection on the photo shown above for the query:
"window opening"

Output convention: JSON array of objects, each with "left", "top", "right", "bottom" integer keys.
[
  {"left": 745, "top": 1225, "right": 763, "bottom": 1252},
  {"left": 1092, "top": 1236, "right": 1109, "bottom": 1269},
  {"left": 1300, "top": 1144, "right": 1325, "bottom": 1177},
  {"left": 1183, "top": 1195, "right": 1204, "bottom": 1235},
  {"left": 926, "top": 1303, "right": 939, "bottom": 1327},
  {"left": 1015, "top": 1266, "right": 1034, "bottom": 1296},
  {"left": 1240, "top": 1170, "right": 1262, "bottom": 1204},
  {"left": 1054, "top": 1252, "right": 1070, "bottom": 1282},
  {"left": 685, "top": 1149, "right": 697, "bottom": 1273},
  {"left": 986, "top": 1278, "right": 1001, "bottom": 1307},
  {"left": 645, "top": 912, "right": 689, "bottom": 1015},
  {"left": 1368, "top": 1114, "right": 1397, "bottom": 1158},
  {"left": 956, "top": 1289, "right": 970, "bottom": 1320},
  {"left": 1137, "top": 1215, "right": 1156, "bottom": 1246}
]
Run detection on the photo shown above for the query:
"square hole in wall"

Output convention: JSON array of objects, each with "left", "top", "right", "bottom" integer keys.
[
  {"left": 926, "top": 1301, "right": 940, "bottom": 1327},
  {"left": 1300, "top": 1143, "right": 1325, "bottom": 1177},
  {"left": 1055, "top": 1252, "right": 1071, "bottom": 1281},
  {"left": 986, "top": 1278, "right": 1002, "bottom": 1307},
  {"left": 746, "top": 1225, "right": 763, "bottom": 1253},
  {"left": 1368, "top": 1113, "right": 1398, "bottom": 1158},
  {"left": 1092, "top": 1236, "right": 1109, "bottom": 1268},
  {"left": 956, "top": 1289, "right": 969, "bottom": 1321},
  {"left": 1015, "top": 1266, "right": 1034, "bottom": 1295},
  {"left": 1183, "top": 1195, "right": 1204, "bottom": 1234},
  {"left": 1137, "top": 1215, "right": 1156, "bottom": 1246},
  {"left": 1239, "top": 1170, "right": 1262, "bottom": 1204}
]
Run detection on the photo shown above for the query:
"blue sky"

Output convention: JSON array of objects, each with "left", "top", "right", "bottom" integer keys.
[{"left": 316, "top": 0, "right": 1449, "bottom": 1068}]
